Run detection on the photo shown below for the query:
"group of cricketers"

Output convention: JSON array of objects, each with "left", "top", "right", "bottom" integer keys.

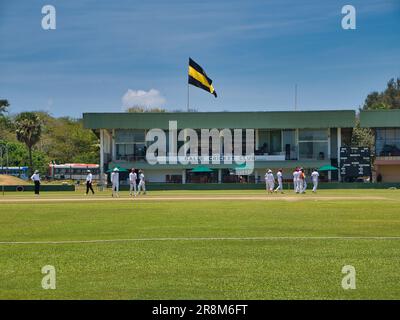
[
  {"left": 264, "top": 167, "right": 320, "bottom": 194},
  {"left": 84, "top": 167, "right": 146, "bottom": 197},
  {"left": 31, "top": 166, "right": 320, "bottom": 196}
]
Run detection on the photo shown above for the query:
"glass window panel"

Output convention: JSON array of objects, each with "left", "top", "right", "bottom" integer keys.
[
  {"left": 257, "top": 130, "right": 281, "bottom": 154},
  {"left": 376, "top": 129, "right": 385, "bottom": 140},
  {"left": 299, "top": 142, "right": 328, "bottom": 160},
  {"left": 115, "top": 129, "right": 145, "bottom": 143},
  {"left": 133, "top": 130, "right": 145, "bottom": 141},
  {"left": 386, "top": 129, "right": 396, "bottom": 140},
  {"left": 270, "top": 130, "right": 281, "bottom": 154},
  {"left": 299, "top": 129, "right": 328, "bottom": 141}
]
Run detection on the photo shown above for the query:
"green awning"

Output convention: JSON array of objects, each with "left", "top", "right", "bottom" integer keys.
[
  {"left": 318, "top": 165, "right": 338, "bottom": 171},
  {"left": 234, "top": 163, "right": 254, "bottom": 175},
  {"left": 106, "top": 166, "right": 128, "bottom": 173},
  {"left": 191, "top": 165, "right": 213, "bottom": 173}
]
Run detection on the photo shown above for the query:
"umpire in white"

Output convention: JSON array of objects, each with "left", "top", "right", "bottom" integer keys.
[
  {"left": 111, "top": 168, "right": 120, "bottom": 197},
  {"left": 85, "top": 170, "right": 95, "bottom": 195},
  {"left": 31, "top": 170, "right": 41, "bottom": 195}
]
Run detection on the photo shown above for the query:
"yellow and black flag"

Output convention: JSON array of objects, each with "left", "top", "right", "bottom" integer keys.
[{"left": 188, "top": 58, "right": 217, "bottom": 98}]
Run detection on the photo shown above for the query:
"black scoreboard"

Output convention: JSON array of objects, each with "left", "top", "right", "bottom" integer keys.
[{"left": 340, "top": 147, "right": 371, "bottom": 180}]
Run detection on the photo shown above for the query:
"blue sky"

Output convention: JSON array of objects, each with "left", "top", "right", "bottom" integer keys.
[{"left": 0, "top": 0, "right": 399, "bottom": 117}]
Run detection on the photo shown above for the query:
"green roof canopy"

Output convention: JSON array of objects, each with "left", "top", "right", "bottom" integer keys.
[
  {"left": 191, "top": 165, "right": 213, "bottom": 173},
  {"left": 318, "top": 165, "right": 338, "bottom": 171},
  {"left": 360, "top": 110, "right": 400, "bottom": 128},
  {"left": 83, "top": 110, "right": 355, "bottom": 130}
]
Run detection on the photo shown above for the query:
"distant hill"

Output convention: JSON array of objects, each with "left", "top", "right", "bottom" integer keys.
[{"left": 0, "top": 175, "right": 30, "bottom": 185}]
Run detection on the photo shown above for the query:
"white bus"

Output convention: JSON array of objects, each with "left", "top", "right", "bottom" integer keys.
[
  {"left": 49, "top": 163, "right": 100, "bottom": 181},
  {"left": 0, "top": 166, "right": 29, "bottom": 180}
]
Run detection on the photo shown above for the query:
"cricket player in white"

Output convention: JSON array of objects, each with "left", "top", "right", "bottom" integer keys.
[
  {"left": 138, "top": 170, "right": 146, "bottom": 195},
  {"left": 303, "top": 174, "right": 307, "bottom": 192},
  {"left": 274, "top": 169, "right": 284, "bottom": 193},
  {"left": 311, "top": 169, "right": 320, "bottom": 193},
  {"left": 111, "top": 168, "right": 120, "bottom": 197},
  {"left": 129, "top": 168, "right": 137, "bottom": 197},
  {"left": 293, "top": 168, "right": 300, "bottom": 193},
  {"left": 265, "top": 169, "right": 275, "bottom": 194},
  {"left": 299, "top": 168, "right": 306, "bottom": 194}
]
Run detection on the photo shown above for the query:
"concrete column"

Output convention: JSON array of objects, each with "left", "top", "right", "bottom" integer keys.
[
  {"left": 327, "top": 128, "right": 331, "bottom": 181},
  {"left": 111, "top": 129, "right": 116, "bottom": 161},
  {"left": 100, "top": 129, "right": 104, "bottom": 190},
  {"left": 218, "top": 169, "right": 222, "bottom": 184},
  {"left": 255, "top": 129, "right": 259, "bottom": 149},
  {"left": 327, "top": 128, "right": 331, "bottom": 159},
  {"left": 182, "top": 169, "right": 186, "bottom": 184},
  {"left": 337, "top": 128, "right": 342, "bottom": 182}
]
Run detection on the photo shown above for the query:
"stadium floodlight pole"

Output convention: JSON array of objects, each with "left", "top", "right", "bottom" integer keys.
[{"left": 294, "top": 84, "right": 298, "bottom": 111}]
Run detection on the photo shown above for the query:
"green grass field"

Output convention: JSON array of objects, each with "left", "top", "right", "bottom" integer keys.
[{"left": 0, "top": 189, "right": 400, "bottom": 299}]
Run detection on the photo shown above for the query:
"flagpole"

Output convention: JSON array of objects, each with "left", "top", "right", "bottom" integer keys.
[{"left": 187, "top": 82, "right": 190, "bottom": 112}]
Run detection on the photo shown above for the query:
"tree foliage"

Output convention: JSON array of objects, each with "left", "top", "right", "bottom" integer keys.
[
  {"left": 351, "top": 117, "right": 374, "bottom": 150},
  {"left": 362, "top": 78, "right": 400, "bottom": 110},
  {"left": 353, "top": 77, "right": 400, "bottom": 152},
  {"left": 14, "top": 112, "right": 42, "bottom": 175},
  {"left": 0, "top": 107, "right": 99, "bottom": 175},
  {"left": 0, "top": 99, "right": 10, "bottom": 114},
  {"left": 126, "top": 105, "right": 166, "bottom": 113}
]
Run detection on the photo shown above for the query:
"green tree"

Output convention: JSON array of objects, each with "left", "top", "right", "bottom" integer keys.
[
  {"left": 0, "top": 100, "right": 13, "bottom": 141},
  {"left": 126, "top": 105, "right": 166, "bottom": 113},
  {"left": 354, "top": 77, "right": 400, "bottom": 152},
  {"left": 0, "top": 99, "right": 9, "bottom": 115},
  {"left": 351, "top": 117, "right": 375, "bottom": 151},
  {"left": 14, "top": 112, "right": 42, "bottom": 175},
  {"left": 2, "top": 141, "right": 49, "bottom": 175},
  {"left": 362, "top": 77, "right": 400, "bottom": 110}
]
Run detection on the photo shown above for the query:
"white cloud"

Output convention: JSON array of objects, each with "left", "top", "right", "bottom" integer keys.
[{"left": 121, "top": 89, "right": 166, "bottom": 109}]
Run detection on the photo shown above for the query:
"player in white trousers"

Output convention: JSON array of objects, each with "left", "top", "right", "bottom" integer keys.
[
  {"left": 274, "top": 169, "right": 284, "bottom": 193},
  {"left": 265, "top": 169, "right": 275, "bottom": 194},
  {"left": 111, "top": 168, "right": 120, "bottom": 197},
  {"left": 137, "top": 170, "right": 146, "bottom": 195},
  {"left": 311, "top": 169, "right": 320, "bottom": 193},
  {"left": 298, "top": 168, "right": 305, "bottom": 194},
  {"left": 293, "top": 168, "right": 300, "bottom": 193},
  {"left": 129, "top": 168, "right": 137, "bottom": 197},
  {"left": 301, "top": 168, "right": 307, "bottom": 193}
]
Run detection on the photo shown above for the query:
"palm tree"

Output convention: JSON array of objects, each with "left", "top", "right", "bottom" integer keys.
[{"left": 14, "top": 112, "right": 42, "bottom": 175}]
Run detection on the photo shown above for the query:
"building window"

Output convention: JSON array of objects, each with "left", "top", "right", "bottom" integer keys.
[
  {"left": 257, "top": 130, "right": 282, "bottom": 155},
  {"left": 282, "top": 129, "right": 297, "bottom": 160},
  {"left": 376, "top": 128, "right": 400, "bottom": 156},
  {"left": 299, "top": 129, "right": 328, "bottom": 141},
  {"left": 298, "top": 129, "right": 329, "bottom": 160},
  {"left": 115, "top": 129, "right": 146, "bottom": 161}
]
